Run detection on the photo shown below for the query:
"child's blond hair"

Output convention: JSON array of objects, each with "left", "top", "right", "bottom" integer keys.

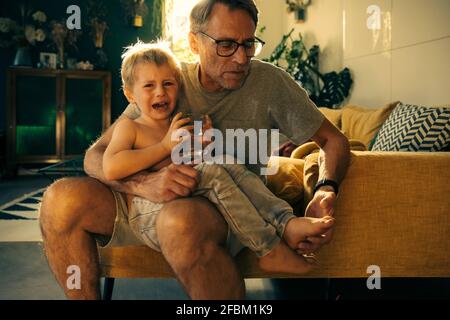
[{"left": 121, "top": 40, "right": 181, "bottom": 90}]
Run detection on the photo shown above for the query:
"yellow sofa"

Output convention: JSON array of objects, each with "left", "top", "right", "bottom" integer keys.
[{"left": 98, "top": 102, "right": 450, "bottom": 296}]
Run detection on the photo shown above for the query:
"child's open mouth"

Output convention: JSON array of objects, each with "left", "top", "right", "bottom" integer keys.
[{"left": 152, "top": 102, "right": 169, "bottom": 110}]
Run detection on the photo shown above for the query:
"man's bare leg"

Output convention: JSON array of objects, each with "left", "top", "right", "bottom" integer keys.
[
  {"left": 258, "top": 240, "right": 317, "bottom": 274},
  {"left": 156, "top": 197, "right": 245, "bottom": 300},
  {"left": 39, "top": 177, "right": 116, "bottom": 299},
  {"left": 257, "top": 216, "right": 334, "bottom": 274}
]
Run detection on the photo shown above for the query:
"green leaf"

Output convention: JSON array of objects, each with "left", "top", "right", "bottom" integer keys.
[{"left": 263, "top": 29, "right": 353, "bottom": 108}]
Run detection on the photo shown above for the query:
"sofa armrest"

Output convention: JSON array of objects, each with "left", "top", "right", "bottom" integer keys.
[{"left": 303, "top": 151, "right": 450, "bottom": 278}]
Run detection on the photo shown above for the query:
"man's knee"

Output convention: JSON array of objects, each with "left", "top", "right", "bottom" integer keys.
[
  {"left": 157, "top": 197, "right": 227, "bottom": 246},
  {"left": 156, "top": 198, "right": 228, "bottom": 270},
  {"left": 40, "top": 177, "right": 115, "bottom": 235}
]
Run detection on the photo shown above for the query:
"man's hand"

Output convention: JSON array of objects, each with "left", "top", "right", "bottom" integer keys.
[
  {"left": 298, "top": 188, "right": 336, "bottom": 254},
  {"left": 130, "top": 164, "right": 199, "bottom": 203}
]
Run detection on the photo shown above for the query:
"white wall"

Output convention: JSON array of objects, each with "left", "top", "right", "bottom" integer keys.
[
  {"left": 258, "top": 0, "right": 450, "bottom": 108},
  {"left": 284, "top": 0, "right": 344, "bottom": 74},
  {"left": 257, "top": 0, "right": 343, "bottom": 74},
  {"left": 254, "top": 0, "right": 285, "bottom": 59},
  {"left": 344, "top": 0, "right": 450, "bottom": 107}
]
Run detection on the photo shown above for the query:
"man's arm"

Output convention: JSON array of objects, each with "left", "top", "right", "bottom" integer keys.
[
  {"left": 311, "top": 117, "right": 350, "bottom": 192},
  {"left": 84, "top": 116, "right": 198, "bottom": 202},
  {"left": 298, "top": 118, "right": 350, "bottom": 254}
]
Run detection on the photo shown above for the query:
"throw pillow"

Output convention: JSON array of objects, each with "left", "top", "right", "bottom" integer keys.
[
  {"left": 319, "top": 107, "right": 342, "bottom": 129},
  {"left": 371, "top": 103, "right": 450, "bottom": 151},
  {"left": 340, "top": 101, "right": 399, "bottom": 148}
]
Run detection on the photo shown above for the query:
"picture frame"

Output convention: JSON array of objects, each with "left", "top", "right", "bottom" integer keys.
[{"left": 39, "top": 52, "right": 57, "bottom": 69}]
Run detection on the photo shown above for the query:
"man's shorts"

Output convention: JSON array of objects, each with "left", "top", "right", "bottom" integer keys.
[{"left": 97, "top": 189, "right": 245, "bottom": 257}]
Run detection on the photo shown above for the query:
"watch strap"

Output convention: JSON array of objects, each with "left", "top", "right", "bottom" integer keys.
[{"left": 313, "top": 179, "right": 339, "bottom": 195}]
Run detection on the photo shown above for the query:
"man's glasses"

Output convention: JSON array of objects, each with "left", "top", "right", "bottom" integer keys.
[{"left": 198, "top": 31, "right": 265, "bottom": 58}]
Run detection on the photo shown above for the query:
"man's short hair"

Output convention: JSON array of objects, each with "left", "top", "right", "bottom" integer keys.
[
  {"left": 120, "top": 40, "right": 182, "bottom": 90},
  {"left": 190, "top": 0, "right": 259, "bottom": 33}
]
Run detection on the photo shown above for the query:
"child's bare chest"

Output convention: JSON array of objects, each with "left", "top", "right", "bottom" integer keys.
[
  {"left": 134, "top": 124, "right": 172, "bottom": 170},
  {"left": 133, "top": 125, "right": 165, "bottom": 149}
]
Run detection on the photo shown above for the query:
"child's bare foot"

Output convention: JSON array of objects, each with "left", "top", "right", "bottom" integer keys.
[
  {"left": 283, "top": 216, "right": 335, "bottom": 250},
  {"left": 258, "top": 240, "right": 317, "bottom": 274}
]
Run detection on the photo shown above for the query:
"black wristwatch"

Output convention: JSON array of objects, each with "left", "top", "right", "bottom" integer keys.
[{"left": 313, "top": 179, "right": 339, "bottom": 195}]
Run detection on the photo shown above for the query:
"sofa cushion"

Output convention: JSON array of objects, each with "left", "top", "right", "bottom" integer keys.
[
  {"left": 340, "top": 101, "right": 399, "bottom": 148},
  {"left": 371, "top": 103, "right": 450, "bottom": 152},
  {"left": 319, "top": 107, "right": 342, "bottom": 128},
  {"left": 290, "top": 140, "right": 367, "bottom": 160},
  {"left": 266, "top": 156, "right": 304, "bottom": 206}
]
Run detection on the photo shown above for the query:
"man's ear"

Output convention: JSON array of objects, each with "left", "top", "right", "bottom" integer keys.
[
  {"left": 188, "top": 32, "right": 199, "bottom": 55},
  {"left": 123, "top": 86, "right": 135, "bottom": 104}
]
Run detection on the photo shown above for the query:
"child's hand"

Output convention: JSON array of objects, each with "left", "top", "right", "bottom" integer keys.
[
  {"left": 202, "top": 115, "right": 214, "bottom": 148},
  {"left": 161, "top": 112, "right": 194, "bottom": 152},
  {"left": 202, "top": 114, "right": 213, "bottom": 131}
]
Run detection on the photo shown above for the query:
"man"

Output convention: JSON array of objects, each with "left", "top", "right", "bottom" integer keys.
[{"left": 39, "top": 0, "right": 350, "bottom": 300}]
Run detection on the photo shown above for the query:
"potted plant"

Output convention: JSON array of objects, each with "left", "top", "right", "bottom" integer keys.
[
  {"left": 264, "top": 28, "right": 353, "bottom": 108},
  {"left": 0, "top": 5, "right": 50, "bottom": 67}
]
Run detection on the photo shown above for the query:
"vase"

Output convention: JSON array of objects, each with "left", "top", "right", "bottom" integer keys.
[
  {"left": 94, "top": 48, "right": 108, "bottom": 70},
  {"left": 13, "top": 46, "right": 33, "bottom": 67},
  {"left": 133, "top": 15, "right": 143, "bottom": 27}
]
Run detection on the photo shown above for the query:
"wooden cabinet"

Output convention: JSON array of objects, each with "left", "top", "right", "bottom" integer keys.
[{"left": 6, "top": 68, "right": 111, "bottom": 173}]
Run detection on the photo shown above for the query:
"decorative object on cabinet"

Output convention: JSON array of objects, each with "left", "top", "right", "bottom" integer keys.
[
  {"left": 121, "top": 0, "right": 149, "bottom": 28},
  {"left": 86, "top": 0, "right": 109, "bottom": 69}
]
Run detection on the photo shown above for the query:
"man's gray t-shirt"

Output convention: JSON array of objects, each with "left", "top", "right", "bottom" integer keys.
[{"left": 123, "top": 59, "right": 324, "bottom": 174}]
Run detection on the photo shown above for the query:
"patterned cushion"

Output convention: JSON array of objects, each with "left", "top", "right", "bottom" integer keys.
[{"left": 371, "top": 103, "right": 450, "bottom": 152}]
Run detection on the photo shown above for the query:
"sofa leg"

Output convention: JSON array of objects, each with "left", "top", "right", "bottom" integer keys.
[
  {"left": 325, "top": 278, "right": 339, "bottom": 300},
  {"left": 102, "top": 277, "right": 115, "bottom": 300}
]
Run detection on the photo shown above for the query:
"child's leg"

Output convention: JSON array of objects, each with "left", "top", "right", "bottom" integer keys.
[
  {"left": 194, "top": 163, "right": 279, "bottom": 257},
  {"left": 220, "top": 163, "right": 294, "bottom": 235},
  {"left": 193, "top": 163, "right": 316, "bottom": 274},
  {"left": 221, "top": 163, "right": 334, "bottom": 249}
]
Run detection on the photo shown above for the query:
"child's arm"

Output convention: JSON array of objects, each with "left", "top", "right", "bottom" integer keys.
[
  {"left": 103, "top": 119, "right": 170, "bottom": 181},
  {"left": 103, "top": 113, "right": 192, "bottom": 181}
]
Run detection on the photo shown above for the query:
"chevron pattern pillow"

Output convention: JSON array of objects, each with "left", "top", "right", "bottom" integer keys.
[{"left": 371, "top": 103, "right": 450, "bottom": 152}]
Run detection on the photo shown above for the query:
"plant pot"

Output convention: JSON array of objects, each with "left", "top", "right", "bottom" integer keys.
[
  {"left": 296, "top": 8, "right": 306, "bottom": 22},
  {"left": 13, "top": 46, "right": 33, "bottom": 67}
]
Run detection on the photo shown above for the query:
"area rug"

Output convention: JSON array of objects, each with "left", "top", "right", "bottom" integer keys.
[{"left": 0, "top": 188, "right": 46, "bottom": 242}]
